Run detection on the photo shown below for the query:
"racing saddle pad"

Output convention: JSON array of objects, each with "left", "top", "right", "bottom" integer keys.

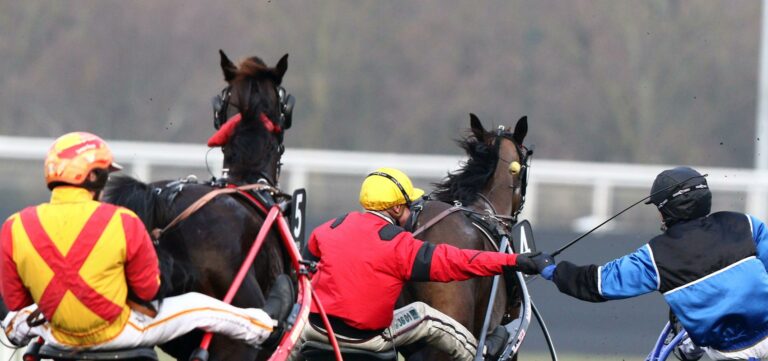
[
  {"left": 300, "top": 340, "right": 397, "bottom": 361},
  {"left": 34, "top": 344, "right": 158, "bottom": 361}
]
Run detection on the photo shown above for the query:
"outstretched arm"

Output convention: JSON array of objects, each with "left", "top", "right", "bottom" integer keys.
[
  {"left": 420, "top": 242, "right": 519, "bottom": 282},
  {"left": 550, "top": 245, "right": 659, "bottom": 303},
  {"left": 400, "top": 235, "right": 548, "bottom": 281}
]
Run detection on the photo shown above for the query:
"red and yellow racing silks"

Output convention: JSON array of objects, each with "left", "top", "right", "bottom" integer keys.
[{"left": 0, "top": 186, "right": 160, "bottom": 346}]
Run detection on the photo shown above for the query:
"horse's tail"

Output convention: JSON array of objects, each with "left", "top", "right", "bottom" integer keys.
[{"left": 103, "top": 175, "right": 161, "bottom": 231}]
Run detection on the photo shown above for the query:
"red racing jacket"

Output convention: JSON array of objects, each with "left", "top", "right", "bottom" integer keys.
[{"left": 306, "top": 211, "right": 519, "bottom": 331}]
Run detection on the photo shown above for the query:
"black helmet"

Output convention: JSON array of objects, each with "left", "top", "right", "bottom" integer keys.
[{"left": 645, "top": 166, "right": 711, "bottom": 226}]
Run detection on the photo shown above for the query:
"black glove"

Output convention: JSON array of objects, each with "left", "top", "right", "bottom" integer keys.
[{"left": 514, "top": 251, "right": 555, "bottom": 275}]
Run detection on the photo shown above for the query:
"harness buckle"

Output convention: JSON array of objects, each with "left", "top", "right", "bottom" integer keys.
[
  {"left": 299, "top": 260, "right": 318, "bottom": 274},
  {"left": 26, "top": 308, "right": 46, "bottom": 328}
]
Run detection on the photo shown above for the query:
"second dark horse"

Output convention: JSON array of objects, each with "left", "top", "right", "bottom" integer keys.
[{"left": 402, "top": 114, "right": 531, "bottom": 361}]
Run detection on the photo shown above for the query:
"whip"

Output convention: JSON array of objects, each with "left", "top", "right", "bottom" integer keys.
[{"left": 550, "top": 174, "right": 707, "bottom": 257}]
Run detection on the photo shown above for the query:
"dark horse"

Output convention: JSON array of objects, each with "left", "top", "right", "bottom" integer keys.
[
  {"left": 102, "top": 51, "right": 294, "bottom": 361},
  {"left": 402, "top": 114, "right": 530, "bottom": 360}
]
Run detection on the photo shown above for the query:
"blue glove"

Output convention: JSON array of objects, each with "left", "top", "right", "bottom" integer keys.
[{"left": 541, "top": 265, "right": 556, "bottom": 281}]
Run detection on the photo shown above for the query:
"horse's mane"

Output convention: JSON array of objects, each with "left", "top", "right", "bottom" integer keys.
[
  {"left": 227, "top": 57, "right": 284, "bottom": 184},
  {"left": 431, "top": 131, "right": 498, "bottom": 206},
  {"left": 227, "top": 120, "right": 278, "bottom": 183},
  {"left": 103, "top": 175, "right": 160, "bottom": 227},
  {"left": 238, "top": 56, "right": 281, "bottom": 82}
]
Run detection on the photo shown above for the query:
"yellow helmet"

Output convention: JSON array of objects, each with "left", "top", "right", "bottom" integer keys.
[
  {"left": 44, "top": 132, "right": 122, "bottom": 187},
  {"left": 359, "top": 167, "right": 424, "bottom": 210}
]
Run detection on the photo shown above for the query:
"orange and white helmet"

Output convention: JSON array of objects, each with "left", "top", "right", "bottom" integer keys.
[{"left": 44, "top": 132, "right": 122, "bottom": 187}]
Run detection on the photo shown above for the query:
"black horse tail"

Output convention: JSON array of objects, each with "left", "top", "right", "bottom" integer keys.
[{"left": 103, "top": 175, "right": 193, "bottom": 301}]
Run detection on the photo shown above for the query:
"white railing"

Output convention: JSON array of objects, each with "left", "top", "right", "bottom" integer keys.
[{"left": 1, "top": 135, "right": 767, "bottom": 224}]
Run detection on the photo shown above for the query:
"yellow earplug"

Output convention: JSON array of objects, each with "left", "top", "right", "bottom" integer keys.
[{"left": 509, "top": 161, "right": 522, "bottom": 175}]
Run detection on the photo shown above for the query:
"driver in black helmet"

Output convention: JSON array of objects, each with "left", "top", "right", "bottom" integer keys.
[{"left": 538, "top": 166, "right": 768, "bottom": 360}]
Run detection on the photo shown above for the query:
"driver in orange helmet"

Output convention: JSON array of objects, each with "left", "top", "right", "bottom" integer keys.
[{"left": 0, "top": 132, "right": 291, "bottom": 350}]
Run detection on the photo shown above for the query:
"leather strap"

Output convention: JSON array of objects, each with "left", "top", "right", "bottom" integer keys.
[
  {"left": 127, "top": 300, "right": 158, "bottom": 318},
  {"left": 152, "top": 183, "right": 276, "bottom": 239},
  {"left": 411, "top": 201, "right": 517, "bottom": 237},
  {"left": 412, "top": 205, "right": 464, "bottom": 237},
  {"left": 26, "top": 308, "right": 45, "bottom": 328}
]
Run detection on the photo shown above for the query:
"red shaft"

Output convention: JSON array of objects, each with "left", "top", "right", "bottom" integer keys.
[
  {"left": 274, "top": 216, "right": 343, "bottom": 361},
  {"left": 310, "top": 287, "right": 343, "bottom": 361}
]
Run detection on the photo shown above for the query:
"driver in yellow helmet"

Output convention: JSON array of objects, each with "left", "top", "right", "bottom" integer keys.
[
  {"left": 0, "top": 132, "right": 290, "bottom": 351},
  {"left": 301, "top": 167, "right": 553, "bottom": 360}
]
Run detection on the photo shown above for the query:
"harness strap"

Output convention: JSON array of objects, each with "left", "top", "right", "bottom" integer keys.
[
  {"left": 412, "top": 205, "right": 465, "bottom": 237},
  {"left": 471, "top": 222, "right": 499, "bottom": 251},
  {"left": 476, "top": 193, "right": 498, "bottom": 214},
  {"left": 152, "top": 183, "right": 276, "bottom": 239},
  {"left": 26, "top": 308, "right": 45, "bottom": 328}
]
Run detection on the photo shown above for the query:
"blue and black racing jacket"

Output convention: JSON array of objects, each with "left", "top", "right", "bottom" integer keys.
[{"left": 552, "top": 211, "right": 768, "bottom": 351}]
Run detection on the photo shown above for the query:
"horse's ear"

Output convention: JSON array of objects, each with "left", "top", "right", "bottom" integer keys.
[
  {"left": 274, "top": 54, "right": 289, "bottom": 84},
  {"left": 512, "top": 116, "right": 528, "bottom": 144},
  {"left": 219, "top": 49, "right": 237, "bottom": 82},
  {"left": 469, "top": 113, "right": 486, "bottom": 141}
]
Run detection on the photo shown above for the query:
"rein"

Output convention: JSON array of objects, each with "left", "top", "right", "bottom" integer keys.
[{"left": 477, "top": 193, "right": 498, "bottom": 214}]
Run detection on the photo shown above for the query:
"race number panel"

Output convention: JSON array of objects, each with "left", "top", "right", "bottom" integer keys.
[
  {"left": 509, "top": 219, "right": 537, "bottom": 254},
  {"left": 290, "top": 188, "right": 307, "bottom": 249}
]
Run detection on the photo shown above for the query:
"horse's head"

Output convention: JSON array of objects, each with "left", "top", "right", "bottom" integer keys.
[
  {"left": 209, "top": 50, "right": 296, "bottom": 185},
  {"left": 433, "top": 114, "right": 531, "bottom": 220},
  {"left": 469, "top": 113, "right": 531, "bottom": 219}
]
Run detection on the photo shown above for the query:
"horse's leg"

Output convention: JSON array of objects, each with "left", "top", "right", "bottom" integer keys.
[
  {"left": 252, "top": 234, "right": 289, "bottom": 294},
  {"left": 206, "top": 275, "right": 264, "bottom": 361},
  {"left": 175, "top": 213, "right": 265, "bottom": 361},
  {"left": 154, "top": 277, "right": 263, "bottom": 361}
]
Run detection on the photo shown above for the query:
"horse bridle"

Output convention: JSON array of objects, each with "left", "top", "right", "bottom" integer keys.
[
  {"left": 212, "top": 80, "right": 295, "bottom": 132},
  {"left": 493, "top": 126, "right": 534, "bottom": 222},
  {"left": 211, "top": 80, "right": 296, "bottom": 185}
]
